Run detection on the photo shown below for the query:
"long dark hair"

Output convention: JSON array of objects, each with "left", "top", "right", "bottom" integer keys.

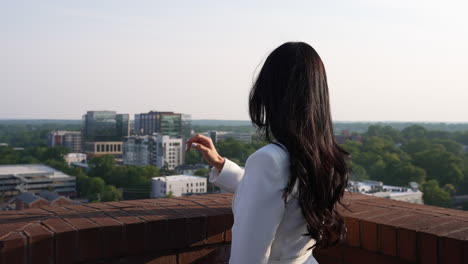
[{"left": 249, "top": 42, "right": 350, "bottom": 248}]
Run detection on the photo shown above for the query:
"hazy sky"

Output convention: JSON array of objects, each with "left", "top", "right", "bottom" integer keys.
[{"left": 2, "top": 0, "right": 468, "bottom": 121}]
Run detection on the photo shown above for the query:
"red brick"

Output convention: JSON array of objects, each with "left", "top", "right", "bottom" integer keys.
[
  {"left": 417, "top": 221, "right": 468, "bottom": 264},
  {"left": 103, "top": 210, "right": 146, "bottom": 255},
  {"left": 43, "top": 217, "right": 78, "bottom": 263},
  {"left": 145, "top": 253, "right": 177, "bottom": 264},
  {"left": 61, "top": 215, "right": 101, "bottom": 261},
  {"left": 360, "top": 220, "right": 378, "bottom": 252},
  {"left": 225, "top": 214, "right": 234, "bottom": 242},
  {"left": 378, "top": 224, "right": 397, "bottom": 256},
  {"left": 440, "top": 228, "right": 468, "bottom": 264},
  {"left": 344, "top": 217, "right": 360, "bottom": 247},
  {"left": 22, "top": 223, "right": 54, "bottom": 264},
  {"left": 206, "top": 214, "right": 226, "bottom": 244},
  {"left": 178, "top": 246, "right": 227, "bottom": 264},
  {"left": 80, "top": 211, "right": 125, "bottom": 258},
  {"left": 186, "top": 216, "right": 207, "bottom": 246},
  {"left": 314, "top": 246, "right": 343, "bottom": 262},
  {"left": 397, "top": 227, "right": 417, "bottom": 262},
  {"left": 0, "top": 232, "right": 27, "bottom": 264}
]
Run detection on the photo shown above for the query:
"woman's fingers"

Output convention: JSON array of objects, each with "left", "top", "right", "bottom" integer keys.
[{"left": 186, "top": 133, "right": 213, "bottom": 151}]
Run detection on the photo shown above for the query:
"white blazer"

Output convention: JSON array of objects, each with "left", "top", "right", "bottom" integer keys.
[{"left": 209, "top": 143, "right": 319, "bottom": 264}]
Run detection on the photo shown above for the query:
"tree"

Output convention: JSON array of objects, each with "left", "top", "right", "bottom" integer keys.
[
  {"left": 194, "top": 168, "right": 209, "bottom": 177},
  {"left": 422, "top": 180, "right": 451, "bottom": 208},
  {"left": 401, "top": 125, "right": 427, "bottom": 140},
  {"left": 100, "top": 185, "right": 122, "bottom": 202},
  {"left": 88, "top": 155, "right": 116, "bottom": 182},
  {"left": 412, "top": 148, "right": 464, "bottom": 186}
]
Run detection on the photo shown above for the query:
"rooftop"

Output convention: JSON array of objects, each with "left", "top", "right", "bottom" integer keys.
[
  {"left": 153, "top": 175, "right": 207, "bottom": 182},
  {"left": 0, "top": 164, "right": 74, "bottom": 179},
  {"left": 0, "top": 192, "right": 467, "bottom": 264}
]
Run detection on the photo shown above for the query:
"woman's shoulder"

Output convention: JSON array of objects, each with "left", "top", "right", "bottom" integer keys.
[{"left": 247, "top": 143, "right": 289, "bottom": 166}]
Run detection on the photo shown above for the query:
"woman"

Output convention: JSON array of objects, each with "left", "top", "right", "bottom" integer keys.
[{"left": 186, "top": 42, "right": 350, "bottom": 264}]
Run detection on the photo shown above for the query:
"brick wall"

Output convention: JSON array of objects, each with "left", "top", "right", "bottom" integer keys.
[{"left": 0, "top": 192, "right": 467, "bottom": 264}]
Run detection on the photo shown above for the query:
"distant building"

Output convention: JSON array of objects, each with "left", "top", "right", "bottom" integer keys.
[
  {"left": 64, "top": 153, "right": 87, "bottom": 166},
  {"left": 205, "top": 130, "right": 254, "bottom": 144},
  {"left": 48, "top": 130, "right": 83, "bottom": 152},
  {"left": 37, "top": 191, "right": 73, "bottom": 207},
  {"left": 348, "top": 180, "right": 423, "bottom": 204},
  {"left": 151, "top": 175, "right": 207, "bottom": 198},
  {"left": 175, "top": 164, "right": 210, "bottom": 175},
  {"left": 12, "top": 191, "right": 72, "bottom": 210},
  {"left": 123, "top": 134, "right": 184, "bottom": 170},
  {"left": 123, "top": 135, "right": 153, "bottom": 166},
  {"left": 134, "top": 111, "right": 182, "bottom": 137},
  {"left": 335, "top": 130, "right": 362, "bottom": 144},
  {"left": 0, "top": 164, "right": 76, "bottom": 199},
  {"left": 82, "top": 111, "right": 130, "bottom": 157},
  {"left": 13, "top": 192, "right": 49, "bottom": 210}
]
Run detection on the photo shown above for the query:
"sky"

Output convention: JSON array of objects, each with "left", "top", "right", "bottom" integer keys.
[{"left": 1, "top": 0, "right": 468, "bottom": 122}]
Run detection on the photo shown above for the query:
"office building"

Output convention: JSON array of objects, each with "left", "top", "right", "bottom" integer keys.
[
  {"left": 123, "top": 136, "right": 152, "bottom": 166},
  {"left": 151, "top": 175, "right": 207, "bottom": 198},
  {"left": 134, "top": 111, "right": 182, "bottom": 137},
  {"left": 0, "top": 164, "right": 76, "bottom": 199},
  {"left": 83, "top": 111, "right": 130, "bottom": 157},
  {"left": 123, "top": 135, "right": 184, "bottom": 170},
  {"left": 48, "top": 131, "right": 83, "bottom": 153},
  {"left": 206, "top": 130, "right": 254, "bottom": 144},
  {"left": 348, "top": 180, "right": 423, "bottom": 204}
]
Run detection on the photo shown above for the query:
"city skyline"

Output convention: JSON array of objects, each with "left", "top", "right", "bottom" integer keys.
[{"left": 3, "top": 0, "right": 468, "bottom": 122}]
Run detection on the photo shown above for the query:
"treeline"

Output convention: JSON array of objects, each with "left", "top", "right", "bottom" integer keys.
[
  {"left": 342, "top": 125, "right": 468, "bottom": 208},
  {"left": 0, "top": 123, "right": 81, "bottom": 147}
]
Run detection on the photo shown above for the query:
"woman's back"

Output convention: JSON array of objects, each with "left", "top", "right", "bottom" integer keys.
[{"left": 211, "top": 143, "right": 318, "bottom": 263}]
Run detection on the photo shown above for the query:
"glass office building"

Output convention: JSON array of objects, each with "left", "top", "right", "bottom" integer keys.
[
  {"left": 83, "top": 111, "right": 130, "bottom": 142},
  {"left": 134, "top": 111, "right": 182, "bottom": 137}
]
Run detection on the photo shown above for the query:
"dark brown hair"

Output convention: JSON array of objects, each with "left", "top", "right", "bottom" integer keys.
[{"left": 249, "top": 42, "right": 350, "bottom": 248}]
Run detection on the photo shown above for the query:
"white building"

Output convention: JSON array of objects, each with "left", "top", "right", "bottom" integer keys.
[
  {"left": 64, "top": 153, "right": 87, "bottom": 166},
  {"left": 348, "top": 180, "right": 423, "bottom": 204},
  {"left": 123, "top": 134, "right": 184, "bottom": 170},
  {"left": 205, "top": 130, "right": 254, "bottom": 144},
  {"left": 0, "top": 164, "right": 76, "bottom": 199},
  {"left": 48, "top": 131, "right": 82, "bottom": 153},
  {"left": 151, "top": 175, "right": 207, "bottom": 198}
]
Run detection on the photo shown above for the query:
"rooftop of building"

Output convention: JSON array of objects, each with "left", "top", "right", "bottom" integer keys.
[
  {"left": 14, "top": 192, "right": 46, "bottom": 204},
  {"left": 37, "top": 191, "right": 68, "bottom": 202},
  {"left": 51, "top": 130, "right": 81, "bottom": 135},
  {"left": 0, "top": 164, "right": 74, "bottom": 179},
  {"left": 152, "top": 174, "right": 207, "bottom": 182},
  {"left": 1, "top": 192, "right": 467, "bottom": 264}
]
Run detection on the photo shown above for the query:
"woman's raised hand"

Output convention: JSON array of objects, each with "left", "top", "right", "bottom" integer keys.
[{"left": 186, "top": 134, "right": 225, "bottom": 171}]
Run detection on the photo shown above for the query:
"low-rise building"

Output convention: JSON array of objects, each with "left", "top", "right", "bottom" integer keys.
[
  {"left": 37, "top": 190, "right": 73, "bottom": 207},
  {"left": 11, "top": 191, "right": 73, "bottom": 210},
  {"left": 123, "top": 134, "right": 184, "bottom": 170},
  {"left": 348, "top": 180, "right": 423, "bottom": 204},
  {"left": 13, "top": 192, "right": 50, "bottom": 210},
  {"left": 0, "top": 164, "right": 76, "bottom": 199},
  {"left": 151, "top": 175, "right": 207, "bottom": 198},
  {"left": 64, "top": 153, "right": 87, "bottom": 166},
  {"left": 48, "top": 130, "right": 83, "bottom": 153}
]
